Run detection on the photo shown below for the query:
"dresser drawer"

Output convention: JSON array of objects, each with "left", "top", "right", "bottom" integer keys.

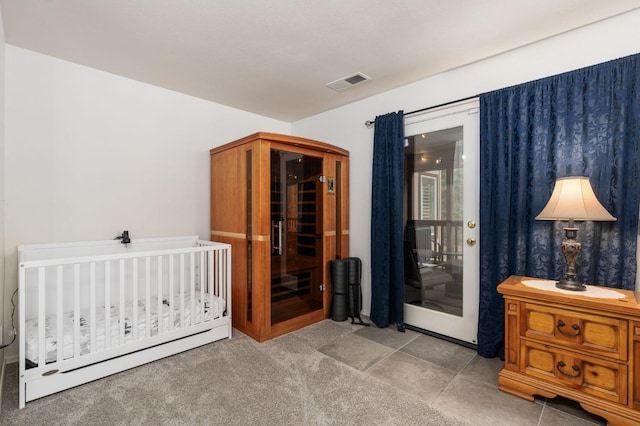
[
  {"left": 521, "top": 340, "right": 627, "bottom": 404},
  {"left": 523, "top": 302, "right": 627, "bottom": 361}
]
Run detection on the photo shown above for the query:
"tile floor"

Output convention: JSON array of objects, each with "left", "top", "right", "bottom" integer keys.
[
  {"left": 4, "top": 317, "right": 609, "bottom": 425},
  {"left": 312, "top": 318, "right": 607, "bottom": 426}
]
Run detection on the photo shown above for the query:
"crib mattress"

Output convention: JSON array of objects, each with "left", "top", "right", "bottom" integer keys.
[{"left": 24, "top": 292, "right": 225, "bottom": 367}]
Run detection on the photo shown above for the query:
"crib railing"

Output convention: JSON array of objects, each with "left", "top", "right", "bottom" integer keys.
[{"left": 19, "top": 240, "right": 231, "bottom": 371}]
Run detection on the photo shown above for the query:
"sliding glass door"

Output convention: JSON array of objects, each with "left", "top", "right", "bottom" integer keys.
[{"left": 403, "top": 100, "right": 479, "bottom": 344}]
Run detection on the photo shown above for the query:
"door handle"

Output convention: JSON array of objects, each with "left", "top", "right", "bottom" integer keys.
[
  {"left": 467, "top": 221, "right": 476, "bottom": 229},
  {"left": 271, "top": 220, "right": 283, "bottom": 255},
  {"left": 466, "top": 237, "right": 476, "bottom": 247}
]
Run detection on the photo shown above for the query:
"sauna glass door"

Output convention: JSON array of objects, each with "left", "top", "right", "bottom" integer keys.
[{"left": 270, "top": 149, "right": 324, "bottom": 325}]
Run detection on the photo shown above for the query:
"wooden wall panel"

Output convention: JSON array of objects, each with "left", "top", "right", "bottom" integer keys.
[{"left": 210, "top": 147, "right": 246, "bottom": 235}]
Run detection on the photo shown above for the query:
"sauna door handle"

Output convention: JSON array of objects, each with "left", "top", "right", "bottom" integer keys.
[{"left": 272, "top": 220, "right": 283, "bottom": 255}]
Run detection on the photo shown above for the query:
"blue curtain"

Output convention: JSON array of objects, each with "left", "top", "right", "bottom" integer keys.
[
  {"left": 370, "top": 111, "right": 406, "bottom": 330},
  {"left": 478, "top": 53, "right": 640, "bottom": 358}
]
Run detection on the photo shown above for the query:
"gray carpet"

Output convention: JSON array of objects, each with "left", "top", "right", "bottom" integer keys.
[{"left": 2, "top": 326, "right": 467, "bottom": 425}]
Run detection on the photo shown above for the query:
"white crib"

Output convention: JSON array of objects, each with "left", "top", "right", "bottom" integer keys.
[{"left": 18, "top": 236, "right": 231, "bottom": 408}]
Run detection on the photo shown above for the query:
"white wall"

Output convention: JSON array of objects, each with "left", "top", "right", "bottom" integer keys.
[
  {"left": 3, "top": 46, "right": 290, "bottom": 360},
  {"left": 0, "top": 4, "right": 6, "bottom": 386},
  {"left": 292, "top": 9, "right": 640, "bottom": 316}
]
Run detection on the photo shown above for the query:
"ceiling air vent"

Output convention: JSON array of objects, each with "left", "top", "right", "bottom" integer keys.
[{"left": 326, "top": 72, "right": 372, "bottom": 91}]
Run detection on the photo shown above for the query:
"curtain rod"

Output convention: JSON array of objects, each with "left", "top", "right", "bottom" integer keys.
[{"left": 364, "top": 94, "right": 478, "bottom": 128}]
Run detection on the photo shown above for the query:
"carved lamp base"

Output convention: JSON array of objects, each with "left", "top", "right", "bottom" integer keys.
[{"left": 556, "top": 227, "right": 586, "bottom": 291}]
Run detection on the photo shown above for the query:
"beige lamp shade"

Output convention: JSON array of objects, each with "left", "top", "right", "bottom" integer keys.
[{"left": 535, "top": 176, "right": 616, "bottom": 221}]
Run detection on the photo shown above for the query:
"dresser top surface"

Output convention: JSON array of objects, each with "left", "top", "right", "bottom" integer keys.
[{"left": 498, "top": 275, "right": 640, "bottom": 316}]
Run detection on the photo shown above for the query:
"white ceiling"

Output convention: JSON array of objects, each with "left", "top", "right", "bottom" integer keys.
[{"left": 2, "top": 1, "right": 640, "bottom": 122}]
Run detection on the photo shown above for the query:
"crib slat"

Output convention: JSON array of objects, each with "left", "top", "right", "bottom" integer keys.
[
  {"left": 145, "top": 257, "right": 151, "bottom": 338},
  {"left": 219, "top": 248, "right": 225, "bottom": 317},
  {"left": 73, "top": 264, "right": 81, "bottom": 358},
  {"left": 215, "top": 248, "right": 221, "bottom": 318},
  {"left": 224, "top": 248, "right": 229, "bottom": 313},
  {"left": 224, "top": 248, "right": 229, "bottom": 312},
  {"left": 180, "top": 254, "right": 185, "bottom": 328},
  {"left": 37, "top": 267, "right": 46, "bottom": 367},
  {"left": 157, "top": 256, "right": 163, "bottom": 335},
  {"left": 90, "top": 262, "right": 96, "bottom": 353},
  {"left": 169, "top": 255, "right": 174, "bottom": 331},
  {"left": 105, "top": 260, "right": 111, "bottom": 349},
  {"left": 216, "top": 248, "right": 221, "bottom": 312},
  {"left": 215, "top": 249, "right": 221, "bottom": 315},
  {"left": 190, "top": 252, "right": 195, "bottom": 327},
  {"left": 119, "top": 259, "right": 125, "bottom": 344},
  {"left": 199, "top": 251, "right": 205, "bottom": 324},
  {"left": 208, "top": 250, "right": 214, "bottom": 322},
  {"left": 211, "top": 249, "right": 222, "bottom": 319},
  {"left": 55, "top": 266, "right": 64, "bottom": 363},
  {"left": 133, "top": 258, "right": 138, "bottom": 340}
]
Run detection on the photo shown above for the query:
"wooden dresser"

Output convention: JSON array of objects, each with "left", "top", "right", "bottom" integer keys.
[{"left": 498, "top": 275, "right": 640, "bottom": 426}]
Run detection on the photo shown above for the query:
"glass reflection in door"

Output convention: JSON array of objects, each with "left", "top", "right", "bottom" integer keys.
[
  {"left": 270, "top": 149, "right": 323, "bottom": 325},
  {"left": 404, "top": 127, "right": 464, "bottom": 316}
]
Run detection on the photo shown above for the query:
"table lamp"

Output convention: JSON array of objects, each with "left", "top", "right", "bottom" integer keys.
[{"left": 535, "top": 176, "right": 616, "bottom": 291}]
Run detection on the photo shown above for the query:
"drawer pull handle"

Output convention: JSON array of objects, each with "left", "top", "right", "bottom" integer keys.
[
  {"left": 557, "top": 320, "right": 581, "bottom": 337},
  {"left": 556, "top": 361, "right": 582, "bottom": 378}
]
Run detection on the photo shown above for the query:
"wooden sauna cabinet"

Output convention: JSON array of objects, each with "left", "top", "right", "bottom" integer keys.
[{"left": 210, "top": 132, "right": 349, "bottom": 342}]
